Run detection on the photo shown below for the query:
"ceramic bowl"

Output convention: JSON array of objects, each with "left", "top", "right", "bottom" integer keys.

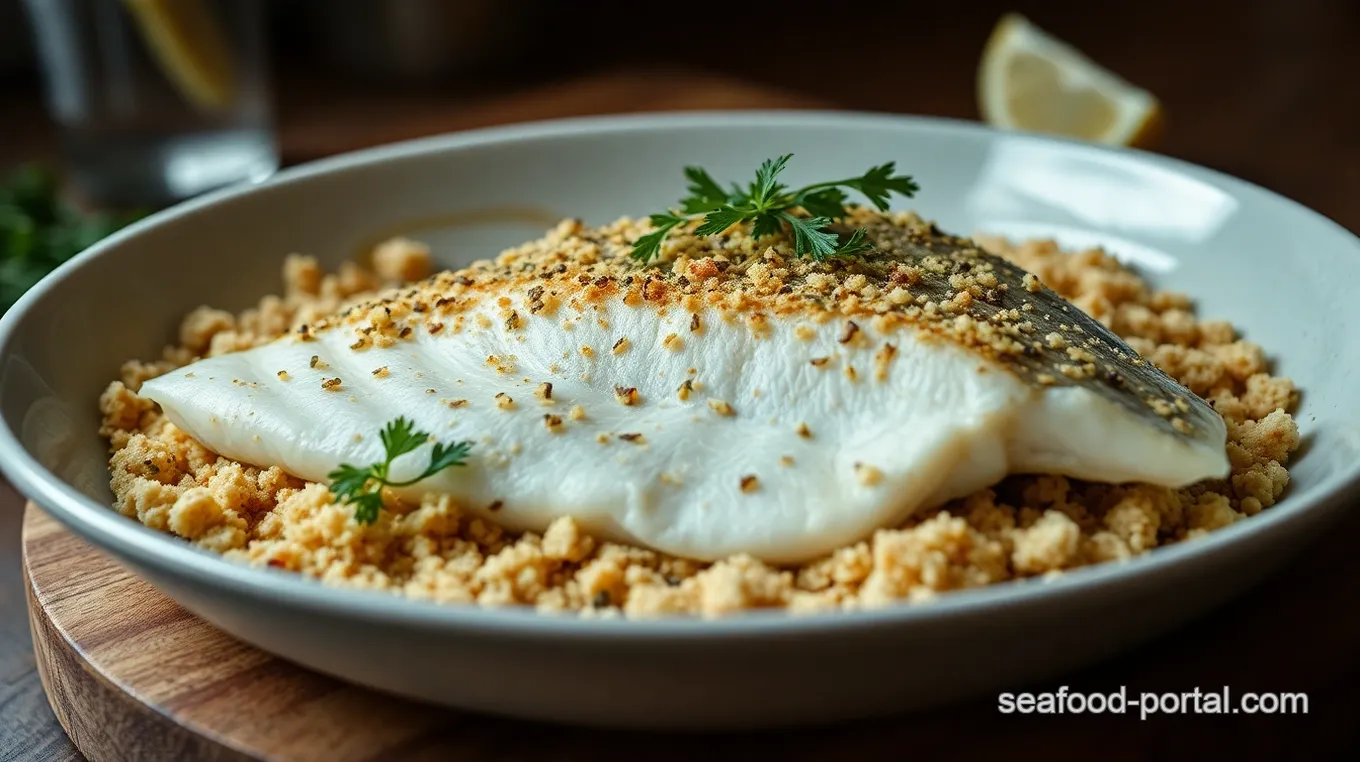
[{"left": 2, "top": 112, "right": 1358, "bottom": 729}]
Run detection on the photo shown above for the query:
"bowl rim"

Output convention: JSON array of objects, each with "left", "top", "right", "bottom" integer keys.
[{"left": 3, "top": 109, "right": 1358, "bottom": 639}]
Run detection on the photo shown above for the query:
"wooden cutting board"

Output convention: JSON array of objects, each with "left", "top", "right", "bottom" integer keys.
[{"left": 26, "top": 505, "right": 473, "bottom": 762}]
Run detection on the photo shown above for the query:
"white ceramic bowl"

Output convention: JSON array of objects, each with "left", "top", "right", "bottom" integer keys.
[{"left": 2, "top": 112, "right": 1358, "bottom": 729}]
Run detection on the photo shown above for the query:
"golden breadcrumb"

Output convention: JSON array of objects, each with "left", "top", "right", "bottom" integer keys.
[
  {"left": 371, "top": 237, "right": 433, "bottom": 283},
  {"left": 100, "top": 224, "right": 1300, "bottom": 618}
]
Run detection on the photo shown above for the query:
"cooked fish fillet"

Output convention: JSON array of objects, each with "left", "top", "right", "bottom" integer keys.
[{"left": 140, "top": 212, "right": 1228, "bottom": 563}]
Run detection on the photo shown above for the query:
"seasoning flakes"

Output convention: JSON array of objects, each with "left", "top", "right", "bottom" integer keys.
[{"left": 707, "top": 399, "right": 735, "bottom": 417}]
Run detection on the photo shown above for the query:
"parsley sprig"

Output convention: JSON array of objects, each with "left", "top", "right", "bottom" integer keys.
[
  {"left": 630, "top": 154, "right": 919, "bottom": 264},
  {"left": 327, "top": 417, "right": 474, "bottom": 524}
]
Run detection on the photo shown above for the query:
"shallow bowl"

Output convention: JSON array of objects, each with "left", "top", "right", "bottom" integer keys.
[{"left": 2, "top": 112, "right": 1358, "bottom": 729}]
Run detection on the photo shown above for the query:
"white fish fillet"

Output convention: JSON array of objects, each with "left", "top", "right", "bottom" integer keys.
[{"left": 140, "top": 216, "right": 1229, "bottom": 563}]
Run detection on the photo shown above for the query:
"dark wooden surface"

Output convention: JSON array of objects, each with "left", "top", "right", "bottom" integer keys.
[
  {"left": 0, "top": 484, "right": 80, "bottom": 762},
  {"left": 3, "top": 0, "right": 1359, "bottom": 758}
]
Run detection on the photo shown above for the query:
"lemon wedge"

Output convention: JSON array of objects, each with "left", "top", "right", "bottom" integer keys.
[
  {"left": 978, "top": 13, "right": 1162, "bottom": 147},
  {"left": 123, "top": 0, "right": 238, "bottom": 112}
]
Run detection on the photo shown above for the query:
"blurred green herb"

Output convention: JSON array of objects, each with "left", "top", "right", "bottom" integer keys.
[{"left": 0, "top": 164, "right": 146, "bottom": 311}]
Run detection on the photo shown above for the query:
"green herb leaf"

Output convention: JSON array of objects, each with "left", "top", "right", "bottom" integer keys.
[
  {"left": 680, "top": 166, "right": 731, "bottom": 213},
  {"left": 629, "top": 228, "right": 670, "bottom": 264},
  {"left": 327, "top": 418, "right": 474, "bottom": 525},
  {"left": 425, "top": 440, "right": 474, "bottom": 476},
  {"left": 749, "top": 154, "right": 791, "bottom": 205},
  {"left": 631, "top": 155, "right": 916, "bottom": 265},
  {"left": 693, "top": 206, "right": 751, "bottom": 237},
  {"left": 796, "top": 187, "right": 850, "bottom": 219},
  {"left": 328, "top": 463, "right": 375, "bottom": 499},
  {"left": 778, "top": 212, "right": 841, "bottom": 261},
  {"left": 749, "top": 211, "right": 786, "bottom": 241},
  {"left": 349, "top": 492, "right": 385, "bottom": 525},
  {"left": 629, "top": 212, "right": 688, "bottom": 263},
  {"left": 833, "top": 227, "right": 873, "bottom": 257},
  {"left": 833, "top": 162, "right": 920, "bottom": 211},
  {"left": 378, "top": 416, "right": 427, "bottom": 462}
]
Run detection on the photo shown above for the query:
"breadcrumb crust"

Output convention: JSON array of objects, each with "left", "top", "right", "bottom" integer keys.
[{"left": 100, "top": 222, "right": 1299, "bottom": 618}]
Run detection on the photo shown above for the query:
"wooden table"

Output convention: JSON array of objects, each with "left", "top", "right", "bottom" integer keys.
[{"left": 4, "top": 0, "right": 1360, "bottom": 757}]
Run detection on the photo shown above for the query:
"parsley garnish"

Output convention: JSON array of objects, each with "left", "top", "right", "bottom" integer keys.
[
  {"left": 327, "top": 417, "right": 474, "bottom": 524},
  {"left": 630, "top": 154, "right": 918, "bottom": 264}
]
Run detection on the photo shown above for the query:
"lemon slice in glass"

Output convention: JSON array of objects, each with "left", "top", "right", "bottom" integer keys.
[
  {"left": 123, "top": 0, "right": 238, "bottom": 112},
  {"left": 978, "top": 13, "right": 1162, "bottom": 147}
]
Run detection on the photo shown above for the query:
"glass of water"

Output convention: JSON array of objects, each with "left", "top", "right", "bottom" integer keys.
[{"left": 23, "top": 0, "right": 277, "bottom": 206}]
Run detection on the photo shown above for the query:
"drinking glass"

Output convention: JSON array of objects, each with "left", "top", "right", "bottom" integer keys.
[{"left": 23, "top": 0, "right": 277, "bottom": 206}]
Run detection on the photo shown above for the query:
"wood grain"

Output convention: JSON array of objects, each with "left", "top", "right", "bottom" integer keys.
[
  {"left": 0, "top": 482, "right": 81, "bottom": 762},
  {"left": 25, "top": 507, "right": 445, "bottom": 762}
]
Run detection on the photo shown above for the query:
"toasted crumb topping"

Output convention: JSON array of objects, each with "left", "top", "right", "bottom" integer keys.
[
  {"left": 873, "top": 343, "right": 898, "bottom": 381},
  {"left": 99, "top": 230, "right": 1299, "bottom": 619},
  {"left": 614, "top": 386, "right": 640, "bottom": 406},
  {"left": 284, "top": 210, "right": 1211, "bottom": 441},
  {"left": 855, "top": 462, "right": 884, "bottom": 486},
  {"left": 838, "top": 321, "right": 861, "bottom": 345},
  {"left": 372, "top": 237, "right": 433, "bottom": 282},
  {"left": 707, "top": 399, "right": 735, "bottom": 417}
]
